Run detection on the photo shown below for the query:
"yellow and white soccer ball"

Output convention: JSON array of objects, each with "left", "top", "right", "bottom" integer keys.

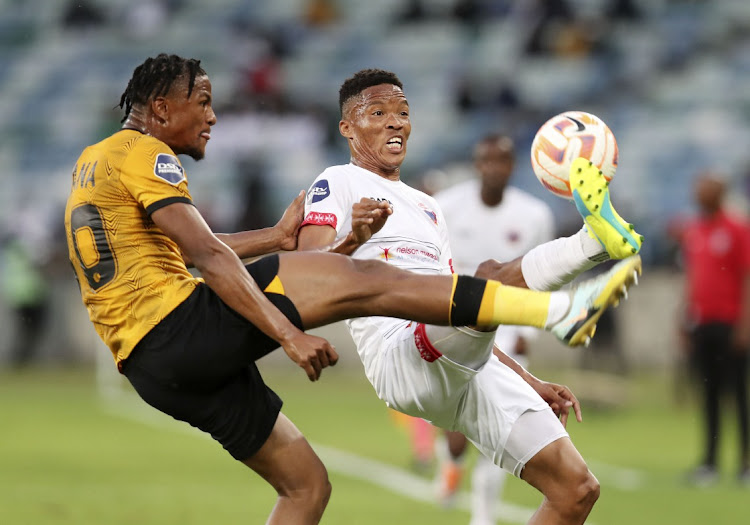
[{"left": 530, "top": 110, "right": 618, "bottom": 200}]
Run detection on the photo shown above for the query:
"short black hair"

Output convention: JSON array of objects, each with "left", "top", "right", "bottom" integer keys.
[
  {"left": 338, "top": 69, "right": 403, "bottom": 115},
  {"left": 118, "top": 53, "right": 206, "bottom": 122}
]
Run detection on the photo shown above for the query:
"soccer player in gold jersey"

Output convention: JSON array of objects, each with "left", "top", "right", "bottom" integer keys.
[{"left": 65, "top": 54, "right": 638, "bottom": 524}]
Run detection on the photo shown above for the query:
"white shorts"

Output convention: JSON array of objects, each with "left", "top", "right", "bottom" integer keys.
[{"left": 364, "top": 323, "right": 568, "bottom": 476}]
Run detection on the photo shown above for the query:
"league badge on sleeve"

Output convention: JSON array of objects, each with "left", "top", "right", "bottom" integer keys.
[
  {"left": 308, "top": 179, "right": 331, "bottom": 203},
  {"left": 153, "top": 154, "right": 186, "bottom": 185}
]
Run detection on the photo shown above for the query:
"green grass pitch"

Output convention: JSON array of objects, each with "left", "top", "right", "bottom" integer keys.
[{"left": 0, "top": 363, "right": 747, "bottom": 524}]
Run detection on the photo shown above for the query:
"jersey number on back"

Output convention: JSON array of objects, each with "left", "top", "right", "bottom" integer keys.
[{"left": 69, "top": 204, "right": 117, "bottom": 290}]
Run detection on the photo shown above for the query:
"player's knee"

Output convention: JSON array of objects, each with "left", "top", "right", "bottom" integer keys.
[
  {"left": 313, "top": 469, "right": 333, "bottom": 509},
  {"left": 303, "top": 475, "right": 332, "bottom": 516},
  {"left": 277, "top": 464, "right": 332, "bottom": 515},
  {"left": 560, "top": 468, "right": 600, "bottom": 519},
  {"left": 576, "top": 470, "right": 600, "bottom": 509}
]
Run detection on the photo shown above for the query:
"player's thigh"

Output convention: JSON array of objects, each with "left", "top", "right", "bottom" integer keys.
[
  {"left": 456, "top": 358, "right": 556, "bottom": 470},
  {"left": 275, "top": 251, "right": 399, "bottom": 327},
  {"left": 242, "top": 412, "right": 328, "bottom": 494}
]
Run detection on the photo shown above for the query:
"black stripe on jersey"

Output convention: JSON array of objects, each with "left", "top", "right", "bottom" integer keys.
[{"left": 145, "top": 197, "right": 193, "bottom": 216}]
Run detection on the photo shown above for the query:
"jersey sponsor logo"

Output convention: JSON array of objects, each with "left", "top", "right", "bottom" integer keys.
[
  {"left": 302, "top": 211, "right": 337, "bottom": 229},
  {"left": 377, "top": 245, "right": 438, "bottom": 263},
  {"left": 418, "top": 203, "right": 438, "bottom": 225},
  {"left": 394, "top": 246, "right": 438, "bottom": 261},
  {"left": 308, "top": 180, "right": 331, "bottom": 203},
  {"left": 153, "top": 154, "right": 185, "bottom": 185}
]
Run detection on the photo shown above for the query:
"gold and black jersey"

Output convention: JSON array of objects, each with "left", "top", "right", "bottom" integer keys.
[{"left": 64, "top": 129, "right": 200, "bottom": 370}]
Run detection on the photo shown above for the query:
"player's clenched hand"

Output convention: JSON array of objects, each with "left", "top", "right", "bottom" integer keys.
[
  {"left": 350, "top": 198, "right": 393, "bottom": 245},
  {"left": 281, "top": 332, "right": 339, "bottom": 381},
  {"left": 276, "top": 190, "right": 306, "bottom": 251},
  {"left": 526, "top": 376, "right": 582, "bottom": 428}
]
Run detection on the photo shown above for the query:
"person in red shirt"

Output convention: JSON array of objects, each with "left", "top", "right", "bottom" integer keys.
[{"left": 679, "top": 172, "right": 750, "bottom": 486}]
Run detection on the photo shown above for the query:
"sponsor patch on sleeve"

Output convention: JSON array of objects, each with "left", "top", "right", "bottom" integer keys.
[
  {"left": 153, "top": 154, "right": 186, "bottom": 185},
  {"left": 301, "top": 212, "right": 337, "bottom": 229},
  {"left": 307, "top": 179, "right": 331, "bottom": 203}
]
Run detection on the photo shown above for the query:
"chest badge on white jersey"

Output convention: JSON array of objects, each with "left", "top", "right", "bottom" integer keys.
[{"left": 418, "top": 203, "right": 438, "bottom": 225}]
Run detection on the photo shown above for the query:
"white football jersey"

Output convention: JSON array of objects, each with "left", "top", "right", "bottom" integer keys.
[
  {"left": 434, "top": 179, "right": 555, "bottom": 360},
  {"left": 303, "top": 163, "right": 452, "bottom": 373},
  {"left": 433, "top": 179, "right": 554, "bottom": 274}
]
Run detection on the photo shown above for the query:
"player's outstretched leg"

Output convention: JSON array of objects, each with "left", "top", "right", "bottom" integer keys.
[
  {"left": 272, "top": 251, "right": 639, "bottom": 347},
  {"left": 570, "top": 157, "right": 644, "bottom": 259},
  {"left": 547, "top": 255, "right": 641, "bottom": 346}
]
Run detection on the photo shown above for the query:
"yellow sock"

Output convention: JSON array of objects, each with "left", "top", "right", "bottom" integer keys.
[
  {"left": 476, "top": 280, "right": 551, "bottom": 328},
  {"left": 449, "top": 275, "right": 552, "bottom": 328}
]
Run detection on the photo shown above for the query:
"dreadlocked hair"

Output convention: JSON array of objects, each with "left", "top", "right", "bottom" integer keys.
[
  {"left": 118, "top": 53, "right": 206, "bottom": 122},
  {"left": 338, "top": 68, "right": 403, "bottom": 116}
]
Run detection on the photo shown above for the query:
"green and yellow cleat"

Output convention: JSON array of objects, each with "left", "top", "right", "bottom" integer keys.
[
  {"left": 550, "top": 255, "right": 642, "bottom": 347},
  {"left": 570, "top": 157, "right": 644, "bottom": 259}
]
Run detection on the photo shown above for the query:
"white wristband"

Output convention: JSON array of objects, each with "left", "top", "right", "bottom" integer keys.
[{"left": 521, "top": 227, "right": 607, "bottom": 291}]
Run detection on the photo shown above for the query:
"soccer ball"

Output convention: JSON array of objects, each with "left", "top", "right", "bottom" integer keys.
[{"left": 530, "top": 111, "right": 618, "bottom": 200}]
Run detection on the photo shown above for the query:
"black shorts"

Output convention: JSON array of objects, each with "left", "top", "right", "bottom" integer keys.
[{"left": 121, "top": 254, "right": 303, "bottom": 461}]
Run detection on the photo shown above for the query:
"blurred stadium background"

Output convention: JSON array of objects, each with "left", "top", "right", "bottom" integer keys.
[{"left": 1, "top": 0, "right": 749, "bottom": 524}]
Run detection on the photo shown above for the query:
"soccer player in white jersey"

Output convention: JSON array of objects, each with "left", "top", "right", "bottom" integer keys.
[
  {"left": 297, "top": 69, "right": 643, "bottom": 525},
  {"left": 432, "top": 134, "right": 556, "bottom": 524}
]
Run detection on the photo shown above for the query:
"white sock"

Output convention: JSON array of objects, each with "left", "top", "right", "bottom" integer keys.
[{"left": 521, "top": 227, "right": 608, "bottom": 292}]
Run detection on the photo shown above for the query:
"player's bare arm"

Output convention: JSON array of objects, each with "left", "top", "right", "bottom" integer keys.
[
  {"left": 474, "top": 256, "right": 528, "bottom": 288},
  {"left": 181, "top": 190, "right": 306, "bottom": 267},
  {"left": 298, "top": 197, "right": 392, "bottom": 255},
  {"left": 151, "top": 201, "right": 338, "bottom": 380},
  {"left": 491, "top": 345, "right": 582, "bottom": 426}
]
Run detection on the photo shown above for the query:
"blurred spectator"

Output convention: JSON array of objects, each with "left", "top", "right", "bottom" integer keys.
[
  {"left": 303, "top": 0, "right": 340, "bottom": 27},
  {"left": 452, "top": 0, "right": 481, "bottom": 25},
  {"left": 0, "top": 234, "right": 50, "bottom": 368},
  {"left": 397, "top": 0, "right": 429, "bottom": 24},
  {"left": 234, "top": 158, "right": 274, "bottom": 232},
  {"left": 61, "top": 0, "right": 106, "bottom": 30},
  {"left": 121, "top": 0, "right": 170, "bottom": 41},
  {"left": 675, "top": 172, "right": 750, "bottom": 487},
  {"left": 523, "top": 0, "right": 573, "bottom": 56},
  {"left": 606, "top": 0, "right": 643, "bottom": 20},
  {"left": 223, "top": 23, "right": 289, "bottom": 114}
]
